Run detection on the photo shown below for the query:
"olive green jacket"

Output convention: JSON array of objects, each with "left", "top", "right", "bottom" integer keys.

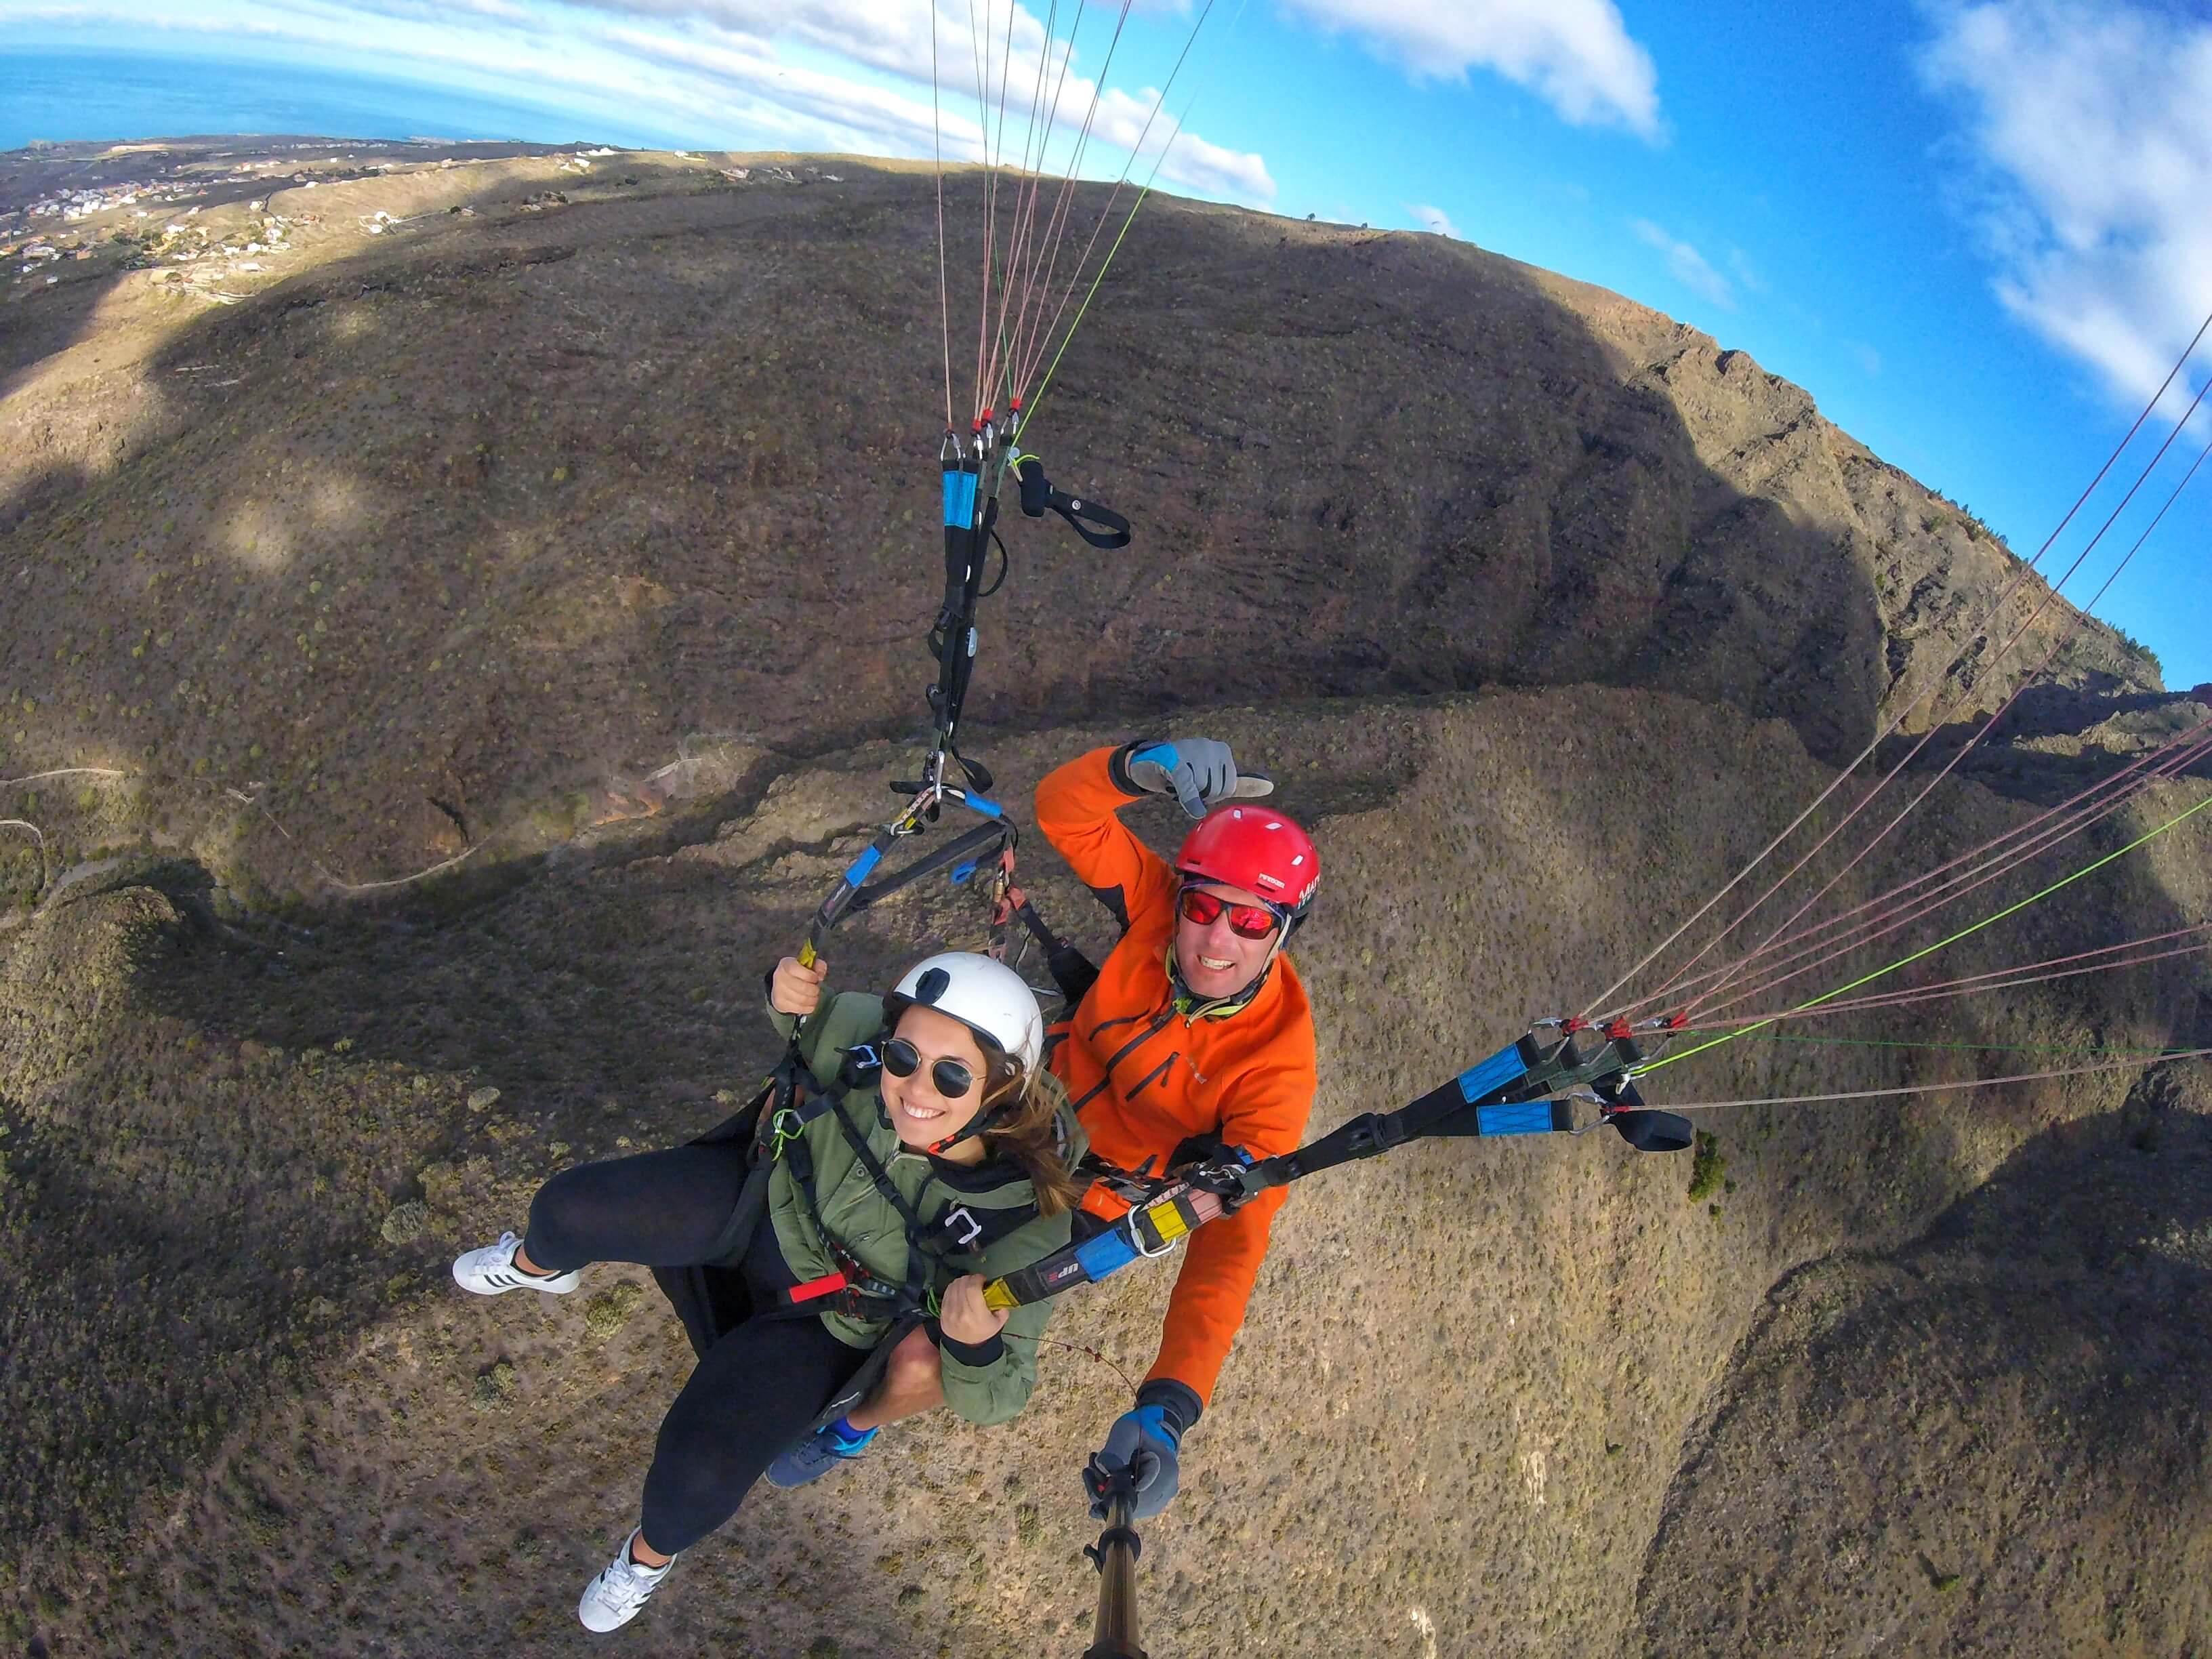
[{"left": 766, "top": 987, "right": 1083, "bottom": 1428}]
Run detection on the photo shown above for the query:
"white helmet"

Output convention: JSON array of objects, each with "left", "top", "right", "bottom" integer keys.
[{"left": 889, "top": 951, "right": 1045, "bottom": 1071}]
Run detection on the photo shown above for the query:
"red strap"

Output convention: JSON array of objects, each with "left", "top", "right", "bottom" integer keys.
[{"left": 787, "top": 1272, "right": 851, "bottom": 1305}]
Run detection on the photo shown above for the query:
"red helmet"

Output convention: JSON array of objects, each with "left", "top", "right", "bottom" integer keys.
[{"left": 1176, "top": 804, "right": 1320, "bottom": 920}]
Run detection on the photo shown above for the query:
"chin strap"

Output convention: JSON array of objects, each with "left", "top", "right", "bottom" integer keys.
[{"left": 924, "top": 1100, "right": 1015, "bottom": 1156}]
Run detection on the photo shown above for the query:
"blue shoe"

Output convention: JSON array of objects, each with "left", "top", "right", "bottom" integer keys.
[{"left": 766, "top": 1421, "right": 878, "bottom": 1488}]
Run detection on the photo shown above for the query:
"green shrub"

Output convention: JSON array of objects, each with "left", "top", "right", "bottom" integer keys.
[{"left": 1686, "top": 1131, "right": 1727, "bottom": 1202}]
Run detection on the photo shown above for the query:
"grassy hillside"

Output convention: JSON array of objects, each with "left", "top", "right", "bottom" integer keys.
[
  {"left": 3, "top": 139, "right": 2205, "bottom": 1658},
  {"left": 5, "top": 688, "right": 2208, "bottom": 1656}
]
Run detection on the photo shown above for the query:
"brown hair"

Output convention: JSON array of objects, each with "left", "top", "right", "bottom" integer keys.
[{"left": 976, "top": 1057, "right": 1083, "bottom": 1216}]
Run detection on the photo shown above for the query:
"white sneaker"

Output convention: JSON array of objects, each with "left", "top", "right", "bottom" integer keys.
[
  {"left": 578, "top": 1528, "right": 676, "bottom": 1633},
  {"left": 451, "top": 1231, "right": 581, "bottom": 1296}
]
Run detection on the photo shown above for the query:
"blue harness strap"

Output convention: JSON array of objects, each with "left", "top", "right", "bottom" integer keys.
[
  {"left": 1473, "top": 1100, "right": 1565, "bottom": 1136},
  {"left": 942, "top": 467, "right": 979, "bottom": 529},
  {"left": 1456, "top": 1042, "right": 1532, "bottom": 1104}
]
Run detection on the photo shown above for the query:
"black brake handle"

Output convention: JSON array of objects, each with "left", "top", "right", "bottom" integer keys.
[{"left": 1017, "top": 455, "right": 1132, "bottom": 550}]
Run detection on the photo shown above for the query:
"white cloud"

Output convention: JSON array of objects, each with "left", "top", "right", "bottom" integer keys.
[
  {"left": 5, "top": 0, "right": 1273, "bottom": 201},
  {"left": 1850, "top": 340, "right": 1883, "bottom": 377},
  {"left": 1920, "top": 0, "right": 2212, "bottom": 410},
  {"left": 1630, "top": 218, "right": 1734, "bottom": 310},
  {"left": 545, "top": 0, "right": 1275, "bottom": 197},
  {"left": 1408, "top": 201, "right": 1459, "bottom": 238},
  {"left": 1277, "top": 0, "right": 1662, "bottom": 140},
  {"left": 1726, "top": 246, "right": 1765, "bottom": 294}
]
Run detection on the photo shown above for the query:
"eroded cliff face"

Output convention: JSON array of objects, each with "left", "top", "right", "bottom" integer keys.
[
  {"left": 0, "top": 148, "right": 2156, "bottom": 909},
  {"left": 3, "top": 688, "right": 2205, "bottom": 1656},
  {"left": 1635, "top": 1073, "right": 2212, "bottom": 1657}
]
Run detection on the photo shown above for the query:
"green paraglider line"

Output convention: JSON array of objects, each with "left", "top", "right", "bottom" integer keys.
[
  {"left": 1016, "top": 183, "right": 1153, "bottom": 444},
  {"left": 1711, "top": 1032, "right": 2207, "bottom": 1061},
  {"left": 1017, "top": 0, "right": 1244, "bottom": 441},
  {"left": 1637, "top": 788, "right": 2212, "bottom": 1077}
]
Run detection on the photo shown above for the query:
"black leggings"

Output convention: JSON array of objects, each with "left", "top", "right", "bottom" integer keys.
[{"left": 525, "top": 1144, "right": 871, "bottom": 1556}]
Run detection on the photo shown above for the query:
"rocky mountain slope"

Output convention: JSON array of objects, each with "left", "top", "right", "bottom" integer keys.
[
  {"left": 3, "top": 140, "right": 2207, "bottom": 1658},
  {"left": 0, "top": 141, "right": 2165, "bottom": 909},
  {"left": 1635, "top": 1072, "right": 2212, "bottom": 1656}
]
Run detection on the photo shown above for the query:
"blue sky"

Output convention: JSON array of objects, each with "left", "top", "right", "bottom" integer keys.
[{"left": 3, "top": 0, "right": 2208, "bottom": 684}]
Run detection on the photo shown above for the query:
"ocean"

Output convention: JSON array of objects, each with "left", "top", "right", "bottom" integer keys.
[{"left": 0, "top": 47, "right": 680, "bottom": 153}]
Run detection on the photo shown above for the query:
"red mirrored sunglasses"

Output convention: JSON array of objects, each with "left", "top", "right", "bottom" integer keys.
[{"left": 1176, "top": 885, "right": 1283, "bottom": 941}]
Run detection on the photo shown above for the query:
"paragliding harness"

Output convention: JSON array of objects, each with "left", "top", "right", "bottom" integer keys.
[
  {"left": 756, "top": 1038, "right": 972, "bottom": 1329},
  {"left": 647, "top": 1041, "right": 972, "bottom": 1437},
  {"left": 981, "top": 1023, "right": 1693, "bottom": 1313},
  {"left": 645, "top": 1051, "right": 924, "bottom": 1350},
  {"left": 654, "top": 424, "right": 1130, "bottom": 1428}
]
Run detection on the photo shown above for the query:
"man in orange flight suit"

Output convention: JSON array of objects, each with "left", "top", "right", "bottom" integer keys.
[{"left": 1036, "top": 736, "right": 1320, "bottom": 1521}]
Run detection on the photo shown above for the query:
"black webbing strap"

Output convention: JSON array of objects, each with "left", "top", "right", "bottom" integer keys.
[
  {"left": 1017, "top": 455, "right": 1132, "bottom": 550},
  {"left": 793, "top": 1076, "right": 950, "bottom": 1320},
  {"left": 848, "top": 821, "right": 1010, "bottom": 918},
  {"left": 1006, "top": 889, "right": 1101, "bottom": 1007},
  {"left": 930, "top": 475, "right": 1000, "bottom": 749}
]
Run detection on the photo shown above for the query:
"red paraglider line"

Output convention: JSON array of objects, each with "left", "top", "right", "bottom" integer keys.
[
  {"left": 1578, "top": 306, "right": 2212, "bottom": 1024},
  {"left": 1010, "top": 2, "right": 1153, "bottom": 403},
  {"left": 932, "top": 3, "right": 953, "bottom": 430},
  {"left": 1652, "top": 1047, "right": 2212, "bottom": 1113},
  {"left": 1015, "top": 0, "right": 1215, "bottom": 408},
  {"left": 1672, "top": 435, "right": 2212, "bottom": 1007},
  {"left": 1671, "top": 396, "right": 2212, "bottom": 1021},
  {"left": 1645, "top": 713, "right": 2212, "bottom": 1018},
  {"left": 983, "top": 0, "right": 1069, "bottom": 409},
  {"left": 1692, "top": 923, "right": 2212, "bottom": 1027},
  {"left": 1688, "top": 723, "right": 2212, "bottom": 1020}
]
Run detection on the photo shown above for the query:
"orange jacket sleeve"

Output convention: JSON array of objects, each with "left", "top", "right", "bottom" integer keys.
[
  {"left": 1033, "top": 743, "right": 1177, "bottom": 934},
  {"left": 1147, "top": 1041, "right": 1317, "bottom": 1406}
]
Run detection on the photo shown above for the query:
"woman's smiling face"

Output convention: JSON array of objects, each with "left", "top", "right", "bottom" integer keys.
[{"left": 882, "top": 1004, "right": 994, "bottom": 1149}]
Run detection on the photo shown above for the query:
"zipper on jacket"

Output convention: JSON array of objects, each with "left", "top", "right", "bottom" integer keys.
[
  {"left": 1124, "top": 1054, "right": 1176, "bottom": 1099},
  {"left": 1071, "top": 1006, "right": 1176, "bottom": 1112},
  {"left": 1085, "top": 1010, "right": 1154, "bottom": 1042}
]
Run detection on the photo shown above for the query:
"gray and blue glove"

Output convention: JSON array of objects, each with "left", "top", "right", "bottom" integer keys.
[
  {"left": 1121, "top": 737, "right": 1274, "bottom": 821},
  {"left": 1083, "top": 1382, "right": 1202, "bottom": 1521}
]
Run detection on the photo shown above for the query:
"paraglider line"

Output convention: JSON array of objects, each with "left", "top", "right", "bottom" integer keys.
[
  {"left": 1650, "top": 1046, "right": 2212, "bottom": 1111},
  {"left": 1701, "top": 934, "right": 2212, "bottom": 1027},
  {"left": 1642, "top": 708, "right": 2212, "bottom": 1021},
  {"left": 1683, "top": 722, "right": 2212, "bottom": 1021},
  {"left": 1018, "top": 0, "right": 1229, "bottom": 430},
  {"left": 933, "top": 0, "right": 953, "bottom": 430},
  {"left": 1716, "top": 1032, "right": 2211, "bottom": 1061},
  {"left": 1637, "top": 788, "right": 2212, "bottom": 1076},
  {"left": 1671, "top": 388, "right": 2212, "bottom": 1020},
  {"left": 1580, "top": 304, "right": 2212, "bottom": 1023}
]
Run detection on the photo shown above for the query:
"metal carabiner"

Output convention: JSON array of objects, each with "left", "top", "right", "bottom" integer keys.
[{"left": 1131, "top": 1211, "right": 1181, "bottom": 1260}]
